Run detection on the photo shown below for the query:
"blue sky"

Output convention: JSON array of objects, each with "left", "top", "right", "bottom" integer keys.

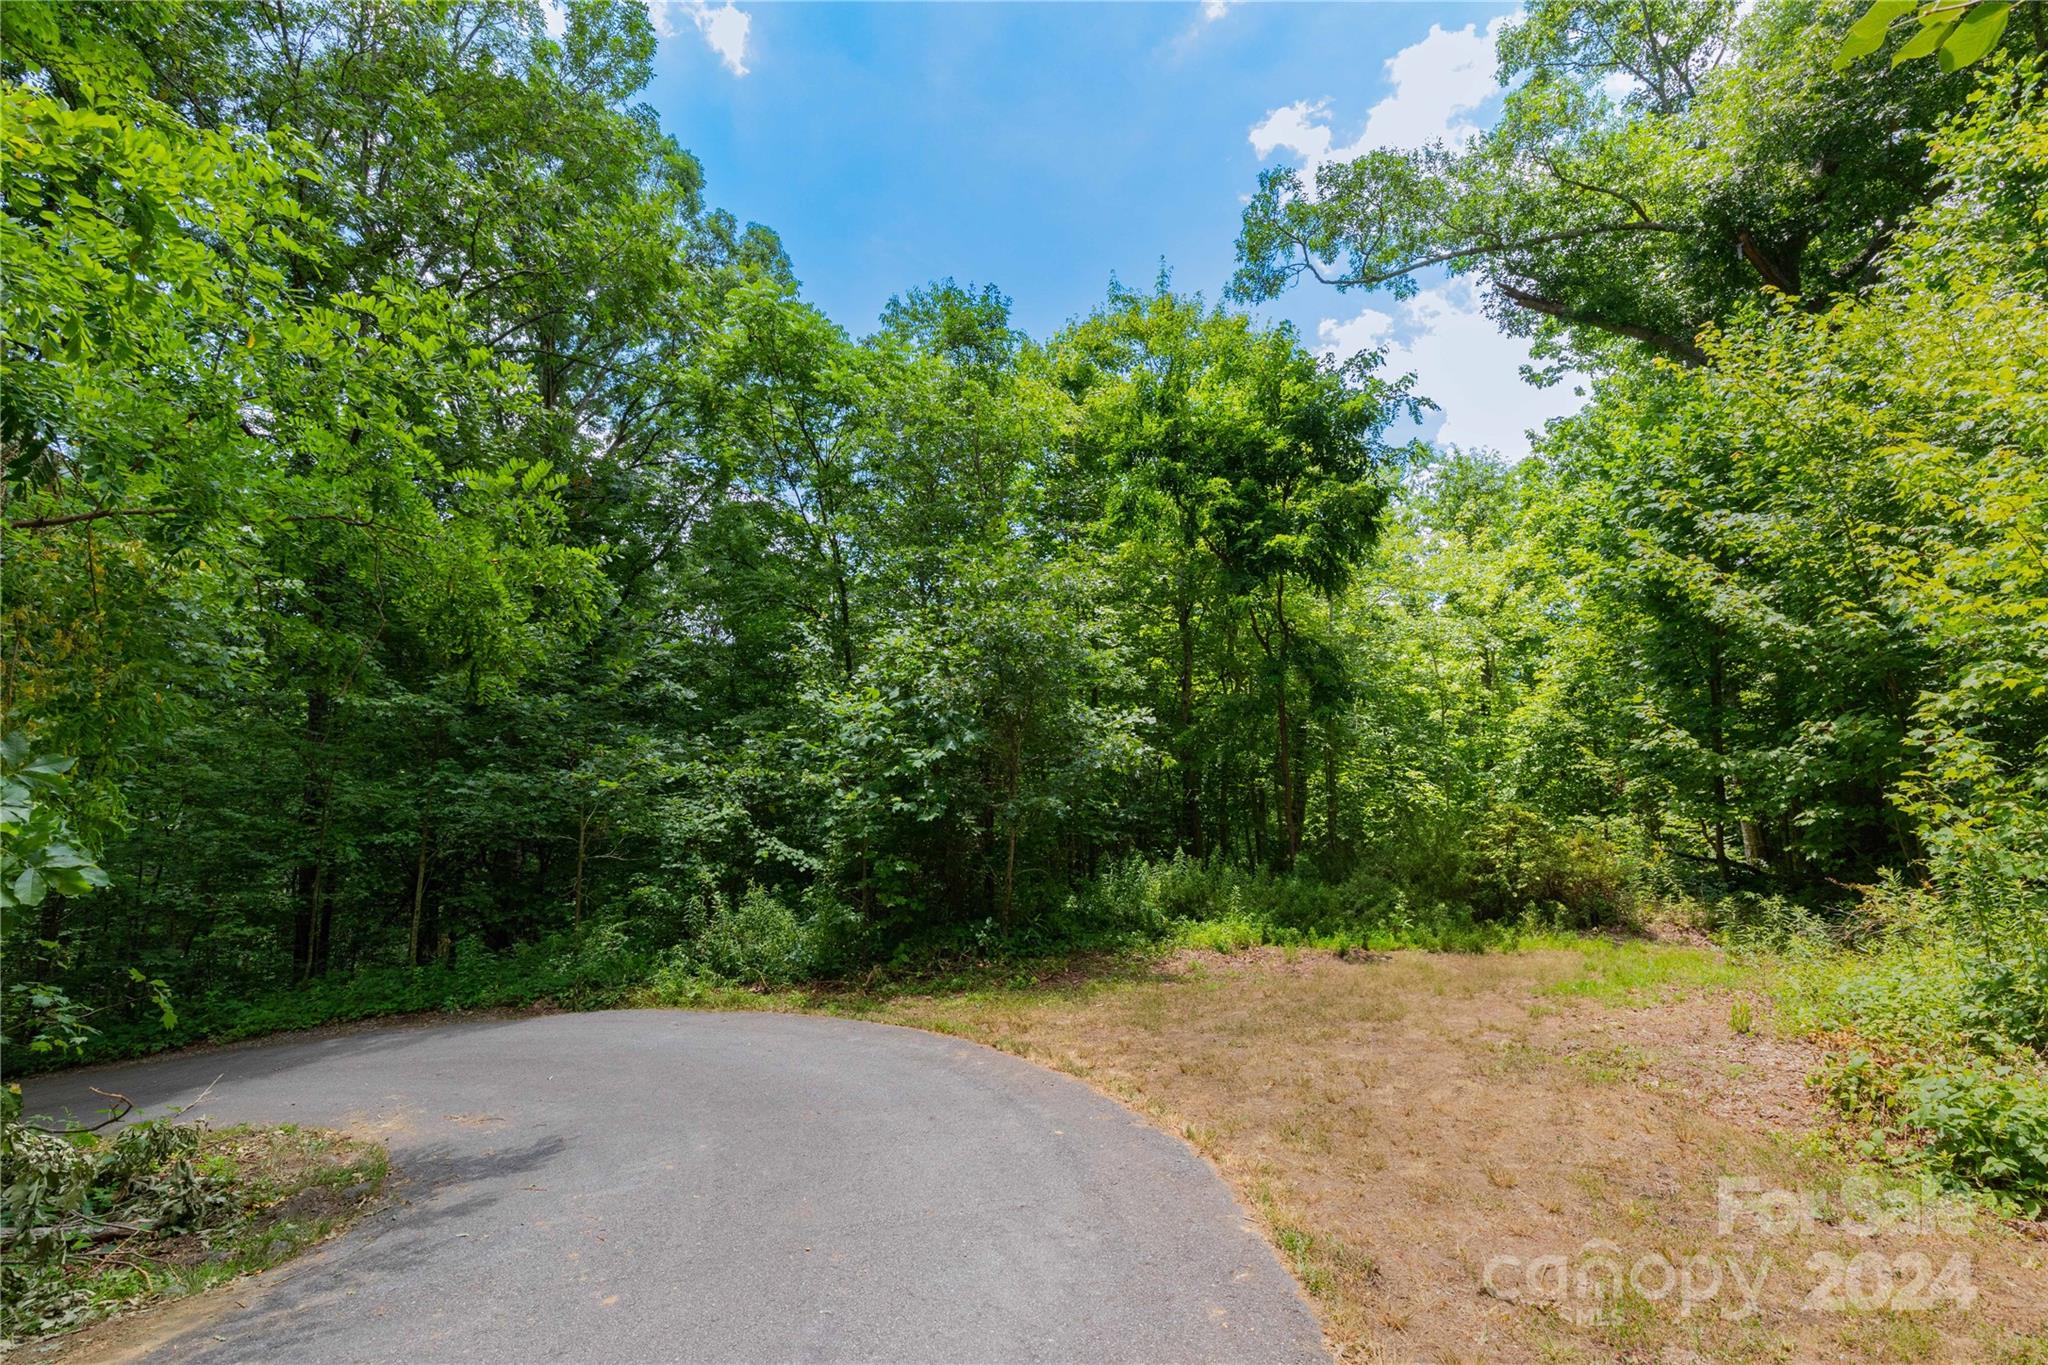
[{"left": 609, "top": 0, "right": 1586, "bottom": 457}]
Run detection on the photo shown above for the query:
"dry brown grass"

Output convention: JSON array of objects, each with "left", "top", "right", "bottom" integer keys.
[{"left": 861, "top": 945, "right": 2048, "bottom": 1363}]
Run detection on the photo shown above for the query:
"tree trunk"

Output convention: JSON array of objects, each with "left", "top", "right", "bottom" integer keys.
[
  {"left": 1272, "top": 581, "right": 1299, "bottom": 867},
  {"left": 1245, "top": 777, "right": 1261, "bottom": 863},
  {"left": 573, "top": 808, "right": 590, "bottom": 926},
  {"left": 409, "top": 826, "right": 430, "bottom": 966},
  {"left": 1322, "top": 714, "right": 1342, "bottom": 868},
  {"left": 1177, "top": 590, "right": 1200, "bottom": 856},
  {"left": 979, "top": 802, "right": 996, "bottom": 919},
  {"left": 293, "top": 687, "right": 332, "bottom": 979},
  {"left": 1002, "top": 829, "right": 1018, "bottom": 929},
  {"left": 1706, "top": 632, "right": 1730, "bottom": 882}
]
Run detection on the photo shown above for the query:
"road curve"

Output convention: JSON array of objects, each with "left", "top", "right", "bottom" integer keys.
[{"left": 22, "top": 1011, "right": 1325, "bottom": 1364}]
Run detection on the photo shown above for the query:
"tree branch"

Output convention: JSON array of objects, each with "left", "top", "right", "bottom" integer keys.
[
  {"left": 1736, "top": 229, "right": 1799, "bottom": 296},
  {"left": 1536, "top": 155, "right": 1660, "bottom": 224},
  {"left": 9, "top": 507, "right": 175, "bottom": 532},
  {"left": 1290, "top": 218, "right": 1688, "bottom": 291},
  {"left": 1826, "top": 224, "right": 1895, "bottom": 294},
  {"left": 1495, "top": 282, "right": 1708, "bottom": 366}
]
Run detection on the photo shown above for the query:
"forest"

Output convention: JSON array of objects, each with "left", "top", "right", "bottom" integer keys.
[{"left": 2, "top": 0, "right": 2045, "bottom": 1205}]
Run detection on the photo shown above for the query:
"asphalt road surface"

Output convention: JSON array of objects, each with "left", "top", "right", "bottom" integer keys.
[{"left": 22, "top": 1011, "right": 1326, "bottom": 1364}]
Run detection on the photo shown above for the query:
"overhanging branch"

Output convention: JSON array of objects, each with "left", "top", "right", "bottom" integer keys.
[
  {"left": 9, "top": 506, "right": 176, "bottom": 532},
  {"left": 1495, "top": 282, "right": 1708, "bottom": 366}
]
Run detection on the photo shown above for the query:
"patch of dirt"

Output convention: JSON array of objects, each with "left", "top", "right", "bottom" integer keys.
[
  {"left": 1161, "top": 945, "right": 1388, "bottom": 977},
  {"left": 872, "top": 948, "right": 2048, "bottom": 1363}
]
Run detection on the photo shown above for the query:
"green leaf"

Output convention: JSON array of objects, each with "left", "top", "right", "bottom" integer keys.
[
  {"left": 1892, "top": 16, "right": 1956, "bottom": 63},
  {"left": 1937, "top": 2, "right": 2011, "bottom": 70},
  {"left": 10, "top": 866, "right": 47, "bottom": 907},
  {"left": 1834, "top": 0, "right": 1917, "bottom": 67}
]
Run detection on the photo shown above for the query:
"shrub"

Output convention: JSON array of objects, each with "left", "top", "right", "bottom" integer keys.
[
  {"left": 1461, "top": 806, "right": 1638, "bottom": 930},
  {"left": 674, "top": 885, "right": 827, "bottom": 988},
  {"left": 1769, "top": 873, "right": 2048, "bottom": 1213},
  {"left": 1901, "top": 1064, "right": 2048, "bottom": 1217}
]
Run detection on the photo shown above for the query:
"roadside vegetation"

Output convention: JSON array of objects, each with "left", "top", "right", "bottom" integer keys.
[
  {"left": 0, "top": 1084, "right": 385, "bottom": 1346},
  {"left": 4, "top": 0, "right": 2046, "bottom": 1351}
]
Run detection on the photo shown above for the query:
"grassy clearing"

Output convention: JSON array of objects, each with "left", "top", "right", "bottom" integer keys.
[{"left": 667, "top": 937, "right": 2048, "bottom": 1362}]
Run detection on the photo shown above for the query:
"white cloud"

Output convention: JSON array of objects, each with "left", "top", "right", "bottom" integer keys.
[
  {"left": 1248, "top": 99, "right": 1339, "bottom": 166},
  {"left": 647, "top": 0, "right": 751, "bottom": 75},
  {"left": 1317, "top": 280, "right": 1586, "bottom": 459},
  {"left": 541, "top": 0, "right": 567, "bottom": 40},
  {"left": 1248, "top": 15, "right": 1511, "bottom": 176},
  {"left": 688, "top": 1, "right": 751, "bottom": 75},
  {"left": 1170, "top": 0, "right": 1237, "bottom": 55}
]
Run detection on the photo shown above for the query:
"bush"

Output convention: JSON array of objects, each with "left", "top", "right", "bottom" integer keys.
[
  {"left": 1461, "top": 807, "right": 1638, "bottom": 930},
  {"left": 1900, "top": 1064, "right": 2048, "bottom": 1216},
  {"left": 20, "top": 925, "right": 660, "bottom": 1073},
  {"left": 1074, "top": 855, "right": 1578, "bottom": 954},
  {"left": 1950, "top": 865, "right": 2048, "bottom": 1055},
  {"left": 653, "top": 885, "right": 869, "bottom": 989},
  {"left": 1764, "top": 873, "right": 2048, "bottom": 1213},
  {"left": 686, "top": 885, "right": 816, "bottom": 986}
]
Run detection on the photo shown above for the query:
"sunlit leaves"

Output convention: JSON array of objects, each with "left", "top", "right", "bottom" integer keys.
[{"left": 1834, "top": 0, "right": 2014, "bottom": 71}]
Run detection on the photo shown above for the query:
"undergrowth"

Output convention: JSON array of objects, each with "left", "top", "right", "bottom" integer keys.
[
  {"left": 15, "top": 855, "right": 2042, "bottom": 1220},
  {"left": 1697, "top": 878, "right": 2047, "bottom": 1218},
  {"left": 0, "top": 1087, "right": 386, "bottom": 1343},
  {"left": 21, "top": 855, "right": 1614, "bottom": 1073}
]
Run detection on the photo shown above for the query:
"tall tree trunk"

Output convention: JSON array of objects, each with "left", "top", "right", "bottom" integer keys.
[
  {"left": 1177, "top": 589, "right": 1200, "bottom": 856},
  {"left": 1213, "top": 752, "right": 1231, "bottom": 864},
  {"left": 1000, "top": 734, "right": 1021, "bottom": 926},
  {"left": 979, "top": 801, "right": 997, "bottom": 919},
  {"left": 1002, "top": 830, "right": 1018, "bottom": 929},
  {"left": 1252, "top": 780, "right": 1268, "bottom": 868},
  {"left": 409, "top": 825, "right": 430, "bottom": 966},
  {"left": 1706, "top": 631, "right": 1730, "bottom": 882},
  {"left": 1322, "top": 714, "right": 1342, "bottom": 869},
  {"left": 293, "top": 687, "right": 332, "bottom": 979},
  {"left": 572, "top": 808, "right": 590, "bottom": 926},
  {"left": 308, "top": 864, "right": 332, "bottom": 978},
  {"left": 1273, "top": 581, "right": 1299, "bottom": 867}
]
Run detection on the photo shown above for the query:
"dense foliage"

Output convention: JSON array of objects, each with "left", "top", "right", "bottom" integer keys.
[{"left": 3, "top": 1, "right": 2045, "bottom": 1202}]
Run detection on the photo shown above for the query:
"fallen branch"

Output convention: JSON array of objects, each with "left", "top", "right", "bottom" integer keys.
[
  {"left": 0, "top": 1220, "right": 157, "bottom": 1248},
  {"left": 19, "top": 1087, "right": 137, "bottom": 1136}
]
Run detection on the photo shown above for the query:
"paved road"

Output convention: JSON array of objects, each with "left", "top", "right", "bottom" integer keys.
[{"left": 22, "top": 1011, "right": 1324, "bottom": 1364}]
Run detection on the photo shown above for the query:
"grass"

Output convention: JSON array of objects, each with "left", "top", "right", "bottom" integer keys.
[
  {"left": 1532, "top": 933, "right": 1763, "bottom": 1005},
  {"left": 86, "top": 1126, "right": 385, "bottom": 1301}
]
